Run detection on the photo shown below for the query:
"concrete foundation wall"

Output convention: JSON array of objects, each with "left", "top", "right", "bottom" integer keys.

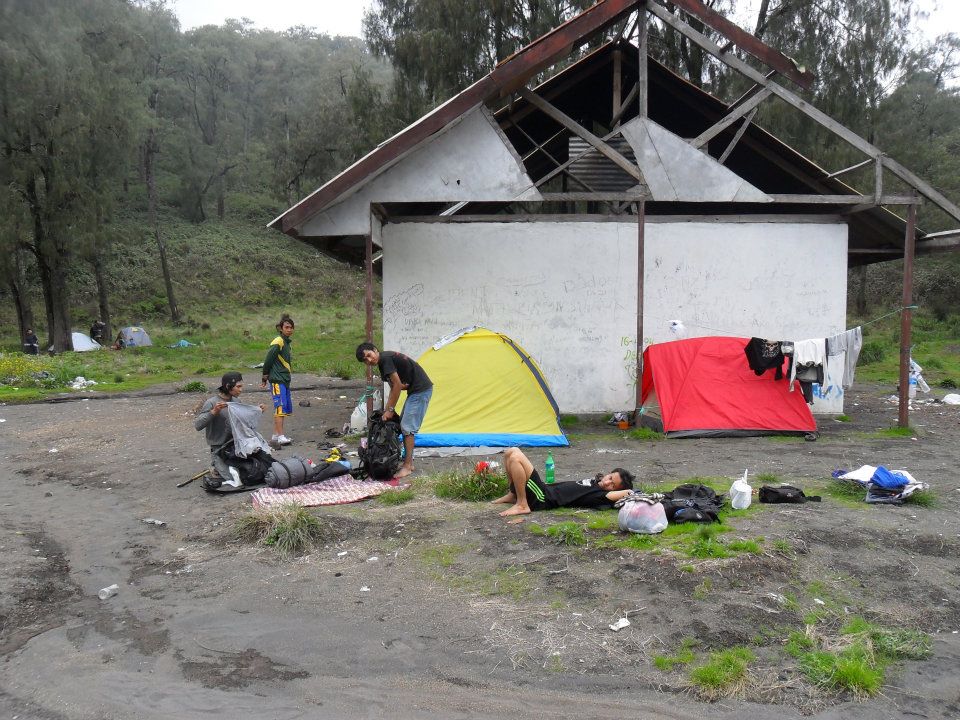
[{"left": 381, "top": 219, "right": 848, "bottom": 414}]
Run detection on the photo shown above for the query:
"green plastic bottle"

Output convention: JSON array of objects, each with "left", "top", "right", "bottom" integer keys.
[{"left": 544, "top": 452, "right": 555, "bottom": 484}]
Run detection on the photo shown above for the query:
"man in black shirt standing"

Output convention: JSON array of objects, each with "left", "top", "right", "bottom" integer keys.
[
  {"left": 356, "top": 342, "right": 433, "bottom": 479},
  {"left": 492, "top": 447, "right": 634, "bottom": 517}
]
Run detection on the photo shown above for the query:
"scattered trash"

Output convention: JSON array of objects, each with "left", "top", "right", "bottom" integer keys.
[
  {"left": 98, "top": 584, "right": 119, "bottom": 600},
  {"left": 730, "top": 470, "right": 752, "bottom": 509},
  {"left": 813, "top": 598, "right": 826, "bottom": 605},
  {"left": 337, "top": 551, "right": 349, "bottom": 557},
  {"left": 0, "top": 419, "right": 5, "bottom": 423},
  {"left": 141, "top": 518, "right": 166, "bottom": 526},
  {"left": 360, "top": 586, "right": 370, "bottom": 592},
  {"left": 166, "top": 339, "right": 197, "bottom": 348},
  {"left": 325, "top": 428, "right": 343, "bottom": 438},
  {"left": 298, "top": 399, "right": 311, "bottom": 407},
  {"left": 474, "top": 461, "right": 501, "bottom": 474},
  {"left": 339, "top": 395, "right": 347, "bottom": 399},
  {"left": 69, "top": 376, "right": 98, "bottom": 390},
  {"left": 944, "top": 394, "right": 960, "bottom": 405},
  {"left": 48, "top": 448, "right": 58, "bottom": 453},
  {"left": 366, "top": 556, "right": 379, "bottom": 563},
  {"left": 609, "top": 617, "right": 631, "bottom": 632}
]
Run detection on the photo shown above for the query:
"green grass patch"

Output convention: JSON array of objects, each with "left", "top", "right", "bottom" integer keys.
[
  {"left": 626, "top": 427, "right": 664, "bottom": 440},
  {"left": 869, "top": 426, "right": 916, "bottom": 438},
  {"left": 235, "top": 504, "right": 329, "bottom": 556},
  {"left": 378, "top": 488, "right": 415, "bottom": 505},
  {"left": 799, "top": 646, "right": 883, "bottom": 696},
  {"left": 179, "top": 380, "right": 207, "bottom": 393},
  {"left": 558, "top": 414, "right": 579, "bottom": 427},
  {"left": 771, "top": 538, "right": 794, "bottom": 555},
  {"left": 727, "top": 538, "right": 763, "bottom": 554},
  {"left": 653, "top": 640, "right": 697, "bottom": 672},
  {"left": 692, "top": 577, "right": 713, "bottom": 600},
  {"left": 546, "top": 521, "right": 587, "bottom": 546},
  {"left": 585, "top": 514, "right": 618, "bottom": 531},
  {"left": 905, "top": 489, "right": 936, "bottom": 507},
  {"left": 433, "top": 470, "right": 509, "bottom": 502},
  {"left": 835, "top": 414, "right": 852, "bottom": 422},
  {"left": 824, "top": 478, "right": 867, "bottom": 502},
  {"left": 419, "top": 544, "right": 464, "bottom": 567},
  {"left": 688, "top": 647, "right": 754, "bottom": 698}
]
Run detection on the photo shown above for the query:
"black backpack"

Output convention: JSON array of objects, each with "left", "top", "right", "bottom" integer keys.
[
  {"left": 358, "top": 411, "right": 402, "bottom": 480},
  {"left": 216, "top": 441, "right": 274, "bottom": 486},
  {"left": 759, "top": 484, "right": 821, "bottom": 503},
  {"left": 660, "top": 484, "right": 725, "bottom": 523}
]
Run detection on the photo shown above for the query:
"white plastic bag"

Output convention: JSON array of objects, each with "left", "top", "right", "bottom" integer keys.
[
  {"left": 730, "top": 470, "right": 752, "bottom": 510},
  {"left": 349, "top": 389, "right": 382, "bottom": 433},
  {"left": 617, "top": 500, "right": 668, "bottom": 534}
]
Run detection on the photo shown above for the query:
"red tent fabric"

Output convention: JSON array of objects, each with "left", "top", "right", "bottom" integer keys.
[{"left": 640, "top": 337, "right": 816, "bottom": 437}]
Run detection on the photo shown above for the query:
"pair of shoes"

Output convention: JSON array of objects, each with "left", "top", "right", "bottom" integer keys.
[{"left": 272, "top": 434, "right": 293, "bottom": 446}]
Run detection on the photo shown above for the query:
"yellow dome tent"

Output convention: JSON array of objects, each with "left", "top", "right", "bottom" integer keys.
[{"left": 397, "top": 327, "right": 568, "bottom": 447}]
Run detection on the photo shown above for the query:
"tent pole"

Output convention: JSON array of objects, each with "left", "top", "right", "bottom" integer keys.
[
  {"left": 365, "top": 218, "right": 375, "bottom": 417},
  {"left": 898, "top": 203, "right": 916, "bottom": 428}
]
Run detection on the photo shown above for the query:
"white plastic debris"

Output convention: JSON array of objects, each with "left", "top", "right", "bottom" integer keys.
[
  {"left": 609, "top": 618, "right": 631, "bottom": 632},
  {"left": 366, "top": 556, "right": 379, "bottom": 563},
  {"left": 943, "top": 393, "right": 960, "bottom": 405},
  {"left": 141, "top": 518, "right": 166, "bottom": 526},
  {"left": 360, "top": 586, "right": 370, "bottom": 592},
  {"left": 337, "top": 551, "right": 349, "bottom": 557},
  {"left": 48, "top": 448, "right": 58, "bottom": 453},
  {"left": 69, "top": 376, "right": 98, "bottom": 390},
  {"left": 98, "top": 584, "right": 119, "bottom": 600},
  {"left": 814, "top": 598, "right": 826, "bottom": 605}
]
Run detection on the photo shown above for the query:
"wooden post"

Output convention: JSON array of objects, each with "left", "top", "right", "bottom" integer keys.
[
  {"left": 365, "top": 216, "right": 375, "bottom": 416},
  {"left": 898, "top": 204, "right": 916, "bottom": 428},
  {"left": 613, "top": 49, "right": 622, "bottom": 126},
  {"left": 634, "top": 5, "right": 648, "bottom": 424}
]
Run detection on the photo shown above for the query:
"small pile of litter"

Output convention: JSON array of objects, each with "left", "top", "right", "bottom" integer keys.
[{"left": 69, "top": 376, "right": 98, "bottom": 390}]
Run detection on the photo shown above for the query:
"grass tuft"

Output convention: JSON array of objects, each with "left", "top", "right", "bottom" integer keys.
[
  {"left": 627, "top": 427, "right": 664, "bottom": 440},
  {"left": 235, "top": 504, "right": 328, "bottom": 556},
  {"left": 433, "top": 470, "right": 508, "bottom": 502},
  {"left": 179, "top": 380, "right": 206, "bottom": 393},
  {"left": 378, "top": 488, "right": 415, "bottom": 505},
  {"left": 689, "top": 647, "right": 754, "bottom": 698},
  {"left": 545, "top": 521, "right": 586, "bottom": 546}
]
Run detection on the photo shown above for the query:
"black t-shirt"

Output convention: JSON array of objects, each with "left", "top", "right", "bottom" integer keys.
[
  {"left": 544, "top": 478, "right": 615, "bottom": 509},
  {"left": 378, "top": 351, "right": 433, "bottom": 394}
]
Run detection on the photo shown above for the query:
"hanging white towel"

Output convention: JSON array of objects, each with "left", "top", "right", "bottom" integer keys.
[{"left": 789, "top": 338, "right": 826, "bottom": 391}]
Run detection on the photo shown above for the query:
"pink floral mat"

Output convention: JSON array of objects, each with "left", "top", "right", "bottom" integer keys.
[{"left": 251, "top": 476, "right": 403, "bottom": 509}]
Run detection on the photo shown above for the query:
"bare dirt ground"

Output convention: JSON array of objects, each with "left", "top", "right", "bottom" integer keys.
[{"left": 0, "top": 374, "right": 958, "bottom": 719}]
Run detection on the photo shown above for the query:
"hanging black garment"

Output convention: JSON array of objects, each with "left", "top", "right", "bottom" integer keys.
[{"left": 744, "top": 338, "right": 785, "bottom": 380}]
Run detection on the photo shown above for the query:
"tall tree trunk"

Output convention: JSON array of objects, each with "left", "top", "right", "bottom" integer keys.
[
  {"left": 145, "top": 126, "right": 181, "bottom": 323},
  {"left": 92, "top": 251, "right": 112, "bottom": 342},
  {"left": 855, "top": 265, "right": 868, "bottom": 316},
  {"left": 216, "top": 174, "right": 225, "bottom": 220},
  {"left": 47, "top": 240, "right": 73, "bottom": 352},
  {"left": 9, "top": 245, "right": 35, "bottom": 340}
]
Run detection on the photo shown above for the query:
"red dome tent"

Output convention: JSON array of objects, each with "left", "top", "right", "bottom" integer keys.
[{"left": 640, "top": 337, "right": 816, "bottom": 438}]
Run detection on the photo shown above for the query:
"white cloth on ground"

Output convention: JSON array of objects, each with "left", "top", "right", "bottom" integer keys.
[
  {"left": 789, "top": 338, "right": 826, "bottom": 391},
  {"left": 826, "top": 327, "right": 863, "bottom": 388},
  {"left": 225, "top": 403, "right": 271, "bottom": 458},
  {"left": 838, "top": 464, "right": 928, "bottom": 498}
]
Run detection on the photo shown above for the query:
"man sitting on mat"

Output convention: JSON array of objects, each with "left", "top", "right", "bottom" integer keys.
[{"left": 492, "top": 447, "right": 635, "bottom": 517}]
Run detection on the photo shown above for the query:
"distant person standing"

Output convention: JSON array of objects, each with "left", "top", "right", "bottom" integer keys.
[
  {"left": 355, "top": 343, "right": 433, "bottom": 479},
  {"left": 261, "top": 314, "right": 294, "bottom": 447},
  {"left": 23, "top": 328, "right": 39, "bottom": 355},
  {"left": 90, "top": 319, "right": 106, "bottom": 345}
]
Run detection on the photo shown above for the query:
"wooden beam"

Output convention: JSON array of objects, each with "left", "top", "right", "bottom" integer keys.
[
  {"left": 919, "top": 228, "right": 960, "bottom": 241},
  {"left": 918, "top": 237, "right": 960, "bottom": 254},
  {"left": 540, "top": 190, "right": 650, "bottom": 201},
  {"left": 874, "top": 155, "right": 883, "bottom": 205},
  {"left": 658, "top": 0, "right": 815, "bottom": 89},
  {"left": 610, "top": 81, "right": 639, "bottom": 127},
  {"left": 847, "top": 248, "right": 903, "bottom": 255},
  {"left": 717, "top": 107, "right": 757, "bottom": 165},
  {"left": 647, "top": 2, "right": 960, "bottom": 224},
  {"left": 825, "top": 158, "right": 873, "bottom": 179},
  {"left": 613, "top": 49, "right": 622, "bottom": 124},
  {"left": 768, "top": 194, "right": 921, "bottom": 205},
  {"left": 690, "top": 88, "right": 770, "bottom": 149},
  {"left": 898, "top": 204, "right": 916, "bottom": 428},
  {"left": 518, "top": 87, "right": 644, "bottom": 182},
  {"left": 638, "top": 6, "right": 648, "bottom": 119},
  {"left": 513, "top": 122, "right": 596, "bottom": 193}
]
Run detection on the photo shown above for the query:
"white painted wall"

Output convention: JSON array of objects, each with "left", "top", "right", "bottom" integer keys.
[{"left": 381, "top": 219, "right": 848, "bottom": 414}]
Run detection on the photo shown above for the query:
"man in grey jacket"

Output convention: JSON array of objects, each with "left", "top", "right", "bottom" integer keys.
[{"left": 194, "top": 372, "right": 264, "bottom": 487}]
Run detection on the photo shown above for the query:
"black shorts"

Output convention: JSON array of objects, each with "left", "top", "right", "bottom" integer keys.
[{"left": 523, "top": 470, "right": 555, "bottom": 511}]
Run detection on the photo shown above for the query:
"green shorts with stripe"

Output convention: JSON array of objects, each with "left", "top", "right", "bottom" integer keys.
[{"left": 524, "top": 470, "right": 556, "bottom": 511}]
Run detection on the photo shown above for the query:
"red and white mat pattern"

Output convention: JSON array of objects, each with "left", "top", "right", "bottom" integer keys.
[{"left": 251, "top": 476, "right": 402, "bottom": 509}]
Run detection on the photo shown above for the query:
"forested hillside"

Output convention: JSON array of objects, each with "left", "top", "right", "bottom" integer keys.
[{"left": 2, "top": 0, "right": 959, "bottom": 353}]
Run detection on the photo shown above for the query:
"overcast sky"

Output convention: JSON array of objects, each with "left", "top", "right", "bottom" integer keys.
[{"left": 171, "top": 0, "right": 959, "bottom": 42}]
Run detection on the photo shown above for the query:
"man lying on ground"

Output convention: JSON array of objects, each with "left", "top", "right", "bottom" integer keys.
[
  {"left": 492, "top": 447, "right": 635, "bottom": 517},
  {"left": 194, "top": 372, "right": 265, "bottom": 488}
]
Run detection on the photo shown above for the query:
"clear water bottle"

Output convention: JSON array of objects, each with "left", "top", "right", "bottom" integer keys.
[{"left": 544, "top": 452, "right": 555, "bottom": 484}]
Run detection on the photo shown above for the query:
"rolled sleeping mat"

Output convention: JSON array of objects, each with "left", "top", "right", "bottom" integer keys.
[
  {"left": 265, "top": 456, "right": 314, "bottom": 489},
  {"left": 312, "top": 460, "right": 352, "bottom": 483}
]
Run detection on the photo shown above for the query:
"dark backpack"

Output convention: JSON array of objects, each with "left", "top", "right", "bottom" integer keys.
[
  {"left": 216, "top": 441, "right": 274, "bottom": 486},
  {"left": 660, "top": 484, "right": 725, "bottom": 523},
  {"left": 358, "top": 411, "right": 402, "bottom": 480},
  {"left": 758, "top": 484, "right": 821, "bottom": 503}
]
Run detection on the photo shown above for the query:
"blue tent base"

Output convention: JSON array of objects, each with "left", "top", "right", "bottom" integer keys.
[{"left": 415, "top": 432, "right": 569, "bottom": 448}]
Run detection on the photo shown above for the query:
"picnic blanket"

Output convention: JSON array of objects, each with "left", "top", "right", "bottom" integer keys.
[{"left": 251, "top": 475, "right": 402, "bottom": 508}]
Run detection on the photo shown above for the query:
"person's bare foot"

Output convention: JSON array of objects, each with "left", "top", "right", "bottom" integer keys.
[
  {"left": 499, "top": 505, "right": 531, "bottom": 517},
  {"left": 491, "top": 493, "right": 516, "bottom": 504},
  {"left": 395, "top": 466, "right": 413, "bottom": 479}
]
